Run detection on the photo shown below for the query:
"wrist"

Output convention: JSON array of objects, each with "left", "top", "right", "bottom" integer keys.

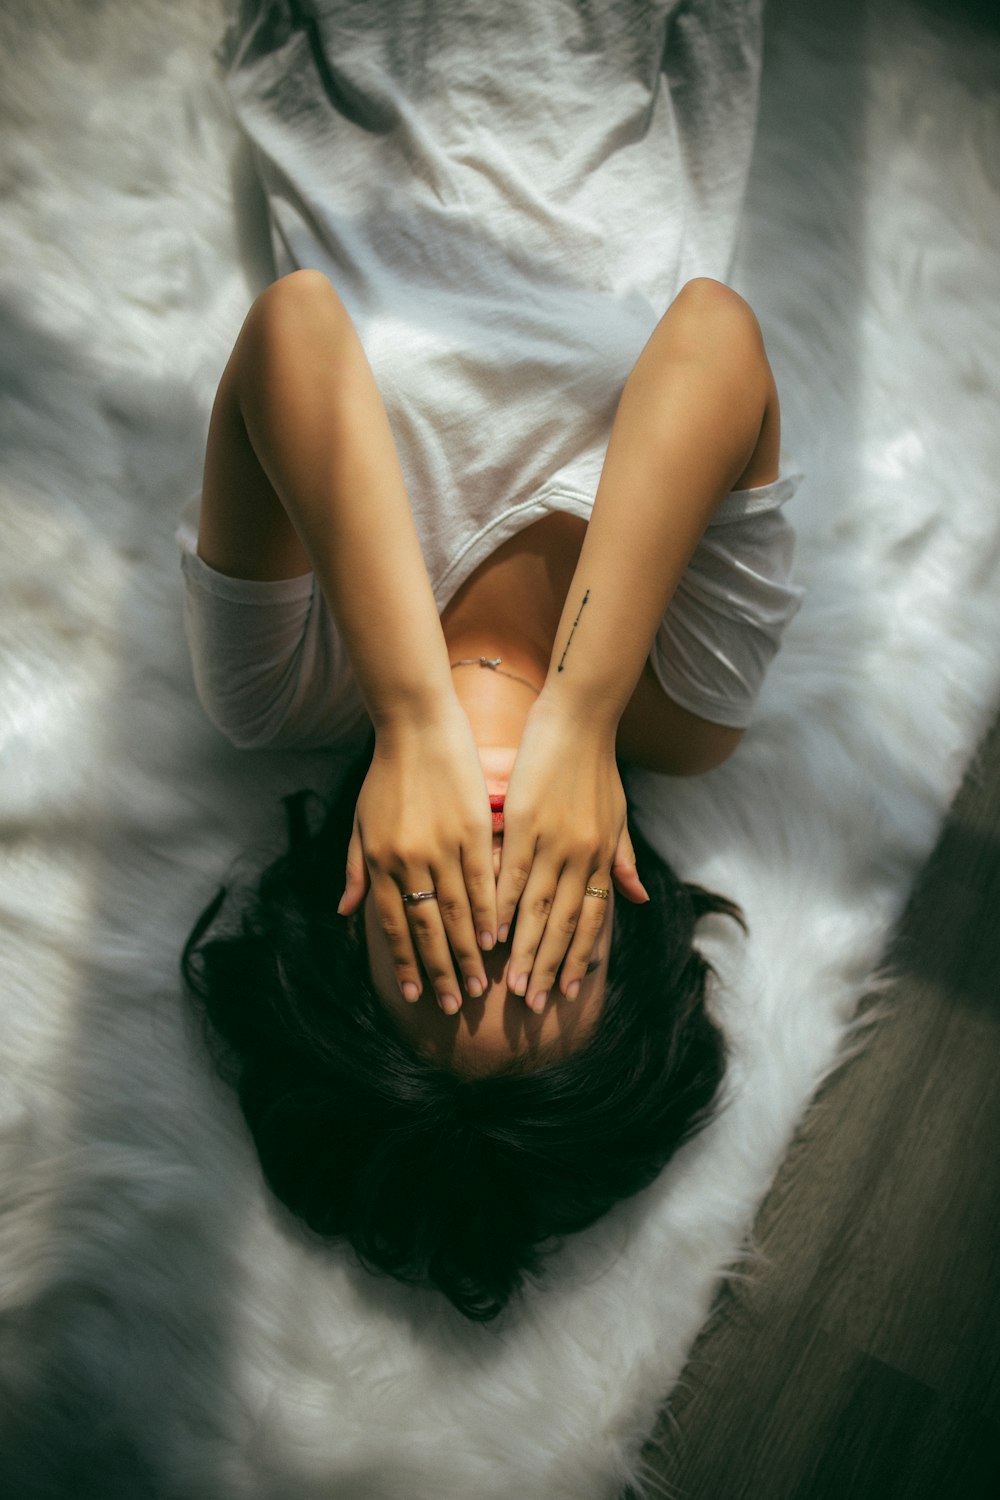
[
  {"left": 529, "top": 685, "right": 620, "bottom": 750},
  {"left": 371, "top": 684, "right": 467, "bottom": 744}
]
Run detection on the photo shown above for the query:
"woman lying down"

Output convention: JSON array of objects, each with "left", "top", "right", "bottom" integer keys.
[
  {"left": 176, "top": 0, "right": 803, "bottom": 1320},
  {"left": 178, "top": 269, "right": 803, "bottom": 1321}
]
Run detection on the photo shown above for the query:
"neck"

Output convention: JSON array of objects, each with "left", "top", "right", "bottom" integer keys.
[{"left": 446, "top": 634, "right": 548, "bottom": 750}]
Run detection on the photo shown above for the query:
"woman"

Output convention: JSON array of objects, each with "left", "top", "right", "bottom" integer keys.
[{"left": 179, "top": 269, "right": 802, "bottom": 1319}]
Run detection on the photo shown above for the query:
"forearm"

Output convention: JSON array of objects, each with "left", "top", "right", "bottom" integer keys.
[
  {"left": 234, "top": 276, "right": 455, "bottom": 733},
  {"left": 539, "top": 282, "right": 775, "bottom": 736}
]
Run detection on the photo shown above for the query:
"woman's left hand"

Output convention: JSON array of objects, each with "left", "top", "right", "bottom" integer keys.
[{"left": 496, "top": 700, "right": 649, "bottom": 1010}]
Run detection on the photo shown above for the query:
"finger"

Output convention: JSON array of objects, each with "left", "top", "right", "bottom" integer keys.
[
  {"left": 398, "top": 879, "right": 472, "bottom": 1014},
  {"left": 611, "top": 827, "right": 649, "bottom": 904},
  {"left": 505, "top": 856, "right": 563, "bottom": 1006},
  {"left": 370, "top": 874, "right": 427, "bottom": 1004},
  {"left": 429, "top": 868, "right": 490, "bottom": 1001},
  {"left": 558, "top": 874, "right": 613, "bottom": 1000},
  {"left": 522, "top": 860, "right": 608, "bottom": 1011},
  {"left": 337, "top": 813, "right": 370, "bottom": 916},
  {"left": 461, "top": 839, "right": 498, "bottom": 953},
  {"left": 495, "top": 828, "right": 537, "bottom": 945}
]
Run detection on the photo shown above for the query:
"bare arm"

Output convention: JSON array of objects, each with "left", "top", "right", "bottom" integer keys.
[
  {"left": 219, "top": 270, "right": 457, "bottom": 732},
  {"left": 200, "top": 272, "right": 494, "bottom": 1009},
  {"left": 496, "top": 278, "right": 779, "bottom": 1007},
  {"left": 544, "top": 277, "right": 778, "bottom": 734}
]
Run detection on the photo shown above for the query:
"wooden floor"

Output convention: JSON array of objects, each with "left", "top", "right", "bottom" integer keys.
[{"left": 629, "top": 701, "right": 1000, "bottom": 1500}]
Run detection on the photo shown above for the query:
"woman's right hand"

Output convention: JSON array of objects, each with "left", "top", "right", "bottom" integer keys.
[{"left": 337, "top": 705, "right": 497, "bottom": 1012}]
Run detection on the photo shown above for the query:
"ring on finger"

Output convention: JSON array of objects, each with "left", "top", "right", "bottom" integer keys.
[
  {"left": 585, "top": 884, "right": 610, "bottom": 901},
  {"left": 402, "top": 889, "right": 437, "bottom": 906}
]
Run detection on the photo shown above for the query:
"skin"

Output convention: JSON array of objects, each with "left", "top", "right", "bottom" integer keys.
[
  {"left": 196, "top": 270, "right": 780, "bottom": 1071},
  {"left": 360, "top": 593, "right": 616, "bottom": 1070},
  {"left": 363, "top": 745, "right": 614, "bottom": 1074}
]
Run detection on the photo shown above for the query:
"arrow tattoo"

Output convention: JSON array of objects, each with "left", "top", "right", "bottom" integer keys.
[{"left": 557, "top": 589, "right": 590, "bottom": 672}]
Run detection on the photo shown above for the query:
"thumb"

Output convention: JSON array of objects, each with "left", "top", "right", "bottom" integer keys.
[
  {"left": 337, "top": 812, "right": 370, "bottom": 916},
  {"left": 611, "top": 827, "right": 650, "bottom": 905}
]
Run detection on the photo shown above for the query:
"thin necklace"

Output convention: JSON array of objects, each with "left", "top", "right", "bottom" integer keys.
[{"left": 449, "top": 656, "right": 542, "bottom": 694}]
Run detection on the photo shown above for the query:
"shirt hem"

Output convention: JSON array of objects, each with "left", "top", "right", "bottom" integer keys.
[{"left": 180, "top": 543, "right": 315, "bottom": 606}]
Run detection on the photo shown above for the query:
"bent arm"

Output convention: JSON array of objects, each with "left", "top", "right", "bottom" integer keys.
[
  {"left": 201, "top": 271, "right": 494, "bottom": 1007},
  {"left": 224, "top": 271, "right": 457, "bottom": 735},
  {"left": 539, "top": 278, "right": 779, "bottom": 741},
  {"left": 495, "top": 280, "right": 779, "bottom": 1003}
]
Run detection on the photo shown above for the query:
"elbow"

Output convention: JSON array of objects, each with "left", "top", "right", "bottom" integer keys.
[
  {"left": 676, "top": 725, "right": 745, "bottom": 776},
  {"left": 659, "top": 726, "right": 745, "bottom": 777}
]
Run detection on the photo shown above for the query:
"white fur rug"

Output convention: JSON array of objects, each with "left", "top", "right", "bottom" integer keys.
[{"left": 2, "top": 1, "right": 999, "bottom": 1496}]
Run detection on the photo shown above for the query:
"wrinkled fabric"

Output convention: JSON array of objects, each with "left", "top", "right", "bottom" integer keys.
[
  {"left": 177, "top": 469, "right": 803, "bottom": 746},
  {"left": 185, "top": 0, "right": 802, "bottom": 740}
]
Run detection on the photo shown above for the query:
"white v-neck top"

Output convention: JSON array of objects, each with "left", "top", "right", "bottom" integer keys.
[
  {"left": 216, "top": 0, "right": 772, "bottom": 593},
  {"left": 179, "top": 1, "right": 803, "bottom": 746}
]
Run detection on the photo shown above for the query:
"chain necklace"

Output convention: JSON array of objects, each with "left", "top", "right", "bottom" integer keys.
[{"left": 449, "top": 656, "right": 542, "bottom": 695}]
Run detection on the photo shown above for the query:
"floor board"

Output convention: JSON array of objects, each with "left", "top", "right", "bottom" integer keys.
[{"left": 629, "top": 702, "right": 1000, "bottom": 1499}]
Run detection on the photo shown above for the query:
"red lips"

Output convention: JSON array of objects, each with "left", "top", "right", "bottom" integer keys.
[{"left": 490, "top": 793, "right": 505, "bottom": 833}]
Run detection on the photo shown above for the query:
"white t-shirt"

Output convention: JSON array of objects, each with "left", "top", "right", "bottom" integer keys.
[
  {"left": 218, "top": 0, "right": 773, "bottom": 595},
  {"left": 180, "top": 0, "right": 803, "bottom": 745}
]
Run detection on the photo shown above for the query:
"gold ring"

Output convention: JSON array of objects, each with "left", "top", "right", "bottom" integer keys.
[{"left": 585, "top": 885, "right": 610, "bottom": 901}]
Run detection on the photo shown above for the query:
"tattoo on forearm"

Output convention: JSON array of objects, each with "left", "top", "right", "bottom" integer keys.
[{"left": 557, "top": 589, "right": 590, "bottom": 672}]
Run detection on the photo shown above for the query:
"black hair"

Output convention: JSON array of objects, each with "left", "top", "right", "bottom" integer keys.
[{"left": 181, "top": 741, "right": 744, "bottom": 1321}]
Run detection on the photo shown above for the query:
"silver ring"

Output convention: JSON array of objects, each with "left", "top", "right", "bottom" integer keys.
[
  {"left": 402, "top": 889, "right": 437, "bottom": 906},
  {"left": 585, "top": 885, "right": 610, "bottom": 901}
]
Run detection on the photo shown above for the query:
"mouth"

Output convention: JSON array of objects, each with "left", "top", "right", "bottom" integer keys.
[{"left": 490, "top": 793, "right": 505, "bottom": 833}]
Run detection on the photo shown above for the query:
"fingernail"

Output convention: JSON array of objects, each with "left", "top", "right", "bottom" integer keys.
[
  {"left": 529, "top": 991, "right": 548, "bottom": 1013},
  {"left": 513, "top": 973, "right": 528, "bottom": 997},
  {"left": 439, "top": 993, "right": 460, "bottom": 1015},
  {"left": 336, "top": 895, "right": 347, "bottom": 915},
  {"left": 401, "top": 981, "right": 421, "bottom": 1003},
  {"left": 480, "top": 931, "right": 495, "bottom": 951},
  {"left": 566, "top": 979, "right": 581, "bottom": 1002},
  {"left": 498, "top": 923, "right": 510, "bottom": 944},
  {"left": 466, "top": 975, "right": 484, "bottom": 998}
]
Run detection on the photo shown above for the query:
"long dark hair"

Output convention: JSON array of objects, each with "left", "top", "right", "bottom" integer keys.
[{"left": 181, "top": 742, "right": 744, "bottom": 1321}]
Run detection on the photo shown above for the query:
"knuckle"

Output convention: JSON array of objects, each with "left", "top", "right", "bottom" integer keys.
[
  {"left": 560, "top": 956, "right": 586, "bottom": 986},
  {"left": 384, "top": 937, "right": 414, "bottom": 967},
  {"left": 556, "top": 909, "right": 579, "bottom": 939},
  {"left": 572, "top": 846, "right": 601, "bottom": 876},
  {"left": 509, "top": 935, "right": 537, "bottom": 972},
  {"left": 581, "top": 923, "right": 604, "bottom": 957},
  {"left": 440, "top": 926, "right": 478, "bottom": 969},
  {"left": 407, "top": 908, "right": 439, "bottom": 940},
  {"left": 581, "top": 929, "right": 602, "bottom": 960},
  {"left": 448, "top": 934, "right": 480, "bottom": 966},
  {"left": 423, "top": 957, "right": 455, "bottom": 987},
  {"left": 374, "top": 908, "right": 407, "bottom": 945},
  {"left": 435, "top": 892, "right": 466, "bottom": 924},
  {"left": 583, "top": 909, "right": 607, "bottom": 942},
  {"left": 363, "top": 843, "right": 391, "bottom": 873},
  {"left": 391, "top": 843, "right": 423, "bottom": 869}
]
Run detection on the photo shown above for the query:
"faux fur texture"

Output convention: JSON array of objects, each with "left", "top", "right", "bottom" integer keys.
[{"left": 1, "top": 1, "right": 999, "bottom": 1496}]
